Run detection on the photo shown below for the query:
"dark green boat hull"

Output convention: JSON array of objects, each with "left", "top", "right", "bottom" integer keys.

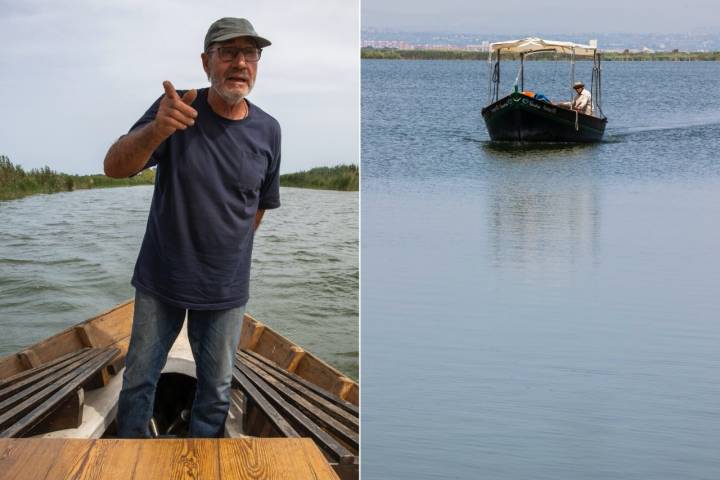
[{"left": 482, "top": 93, "right": 607, "bottom": 142}]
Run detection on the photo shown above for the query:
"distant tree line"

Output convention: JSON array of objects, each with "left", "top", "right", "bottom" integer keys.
[
  {"left": 0, "top": 155, "right": 155, "bottom": 201},
  {"left": 1, "top": 156, "right": 358, "bottom": 201},
  {"left": 280, "top": 165, "right": 358, "bottom": 192},
  {"left": 361, "top": 47, "right": 720, "bottom": 61},
  {"left": 362, "top": 48, "right": 488, "bottom": 60}
]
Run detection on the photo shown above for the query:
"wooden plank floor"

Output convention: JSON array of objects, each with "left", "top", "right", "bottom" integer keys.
[{"left": 0, "top": 438, "right": 340, "bottom": 479}]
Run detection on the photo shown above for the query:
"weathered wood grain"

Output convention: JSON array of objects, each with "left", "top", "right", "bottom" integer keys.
[
  {"left": 132, "top": 439, "right": 219, "bottom": 479},
  {"left": 236, "top": 358, "right": 358, "bottom": 450},
  {"left": 234, "top": 362, "right": 355, "bottom": 464},
  {"left": 67, "top": 438, "right": 140, "bottom": 479},
  {"left": 218, "top": 438, "right": 340, "bottom": 480},
  {"left": 0, "top": 348, "right": 90, "bottom": 389},
  {"left": 238, "top": 351, "right": 358, "bottom": 429},
  {"left": 233, "top": 368, "right": 300, "bottom": 438},
  {"left": 26, "top": 388, "right": 84, "bottom": 436},
  {"left": 242, "top": 349, "right": 359, "bottom": 416},
  {"left": 0, "top": 348, "right": 118, "bottom": 437},
  {"left": 0, "top": 348, "right": 96, "bottom": 405},
  {"left": 0, "top": 438, "right": 92, "bottom": 480},
  {"left": 0, "top": 438, "right": 340, "bottom": 479}
]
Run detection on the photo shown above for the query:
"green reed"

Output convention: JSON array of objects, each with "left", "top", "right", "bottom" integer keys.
[
  {"left": 1, "top": 156, "right": 358, "bottom": 201},
  {"left": 0, "top": 156, "right": 155, "bottom": 201},
  {"left": 280, "top": 164, "right": 359, "bottom": 191}
]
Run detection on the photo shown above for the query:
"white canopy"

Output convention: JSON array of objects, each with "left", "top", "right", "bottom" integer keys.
[{"left": 489, "top": 37, "right": 598, "bottom": 57}]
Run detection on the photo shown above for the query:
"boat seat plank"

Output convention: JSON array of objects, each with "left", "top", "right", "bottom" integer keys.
[
  {"left": 0, "top": 348, "right": 96, "bottom": 405},
  {"left": 233, "top": 369, "right": 300, "bottom": 438},
  {"left": 0, "top": 348, "right": 119, "bottom": 438},
  {"left": 0, "top": 438, "right": 340, "bottom": 479},
  {"left": 242, "top": 349, "right": 358, "bottom": 416},
  {"left": 233, "top": 362, "right": 355, "bottom": 464},
  {"left": 238, "top": 351, "right": 358, "bottom": 429},
  {"left": 0, "top": 348, "right": 91, "bottom": 390},
  {"left": 26, "top": 389, "right": 84, "bottom": 436},
  {"left": 237, "top": 360, "right": 358, "bottom": 450}
]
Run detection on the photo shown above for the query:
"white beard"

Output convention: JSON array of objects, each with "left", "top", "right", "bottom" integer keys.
[{"left": 209, "top": 73, "right": 251, "bottom": 106}]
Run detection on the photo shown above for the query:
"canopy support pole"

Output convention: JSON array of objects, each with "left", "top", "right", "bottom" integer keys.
[{"left": 570, "top": 49, "right": 576, "bottom": 102}]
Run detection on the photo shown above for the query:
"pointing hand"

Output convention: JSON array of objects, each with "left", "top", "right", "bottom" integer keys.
[{"left": 153, "top": 80, "right": 198, "bottom": 138}]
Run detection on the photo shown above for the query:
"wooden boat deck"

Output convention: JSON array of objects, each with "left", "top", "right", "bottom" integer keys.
[
  {"left": 0, "top": 437, "right": 340, "bottom": 479},
  {"left": 0, "top": 301, "right": 358, "bottom": 478}
]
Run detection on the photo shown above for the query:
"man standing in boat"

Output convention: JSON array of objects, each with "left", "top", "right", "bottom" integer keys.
[
  {"left": 103, "top": 18, "right": 281, "bottom": 438},
  {"left": 569, "top": 81, "right": 593, "bottom": 115}
]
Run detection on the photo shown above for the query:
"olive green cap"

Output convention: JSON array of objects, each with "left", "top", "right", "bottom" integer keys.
[{"left": 204, "top": 17, "right": 271, "bottom": 51}]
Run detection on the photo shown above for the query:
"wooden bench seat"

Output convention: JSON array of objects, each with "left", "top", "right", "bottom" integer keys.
[
  {"left": 0, "top": 347, "right": 119, "bottom": 438},
  {"left": 232, "top": 349, "right": 358, "bottom": 480}
]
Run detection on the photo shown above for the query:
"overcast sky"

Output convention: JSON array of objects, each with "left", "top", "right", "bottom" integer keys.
[
  {"left": 0, "top": 0, "right": 358, "bottom": 174},
  {"left": 363, "top": 0, "right": 718, "bottom": 34}
]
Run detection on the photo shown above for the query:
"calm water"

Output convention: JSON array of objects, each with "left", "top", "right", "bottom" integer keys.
[
  {"left": 0, "top": 186, "right": 358, "bottom": 378},
  {"left": 362, "top": 60, "right": 720, "bottom": 478}
]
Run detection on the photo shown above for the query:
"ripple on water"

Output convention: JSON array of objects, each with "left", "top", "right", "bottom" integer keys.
[
  {"left": 1, "top": 185, "right": 358, "bottom": 379},
  {"left": 362, "top": 59, "right": 720, "bottom": 479}
]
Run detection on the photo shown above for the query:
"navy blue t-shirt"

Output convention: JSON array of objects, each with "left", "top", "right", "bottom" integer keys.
[{"left": 129, "top": 88, "right": 281, "bottom": 310}]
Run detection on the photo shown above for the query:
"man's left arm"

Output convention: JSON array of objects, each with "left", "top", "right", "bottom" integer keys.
[
  {"left": 254, "top": 209, "right": 265, "bottom": 231},
  {"left": 257, "top": 124, "right": 282, "bottom": 220}
]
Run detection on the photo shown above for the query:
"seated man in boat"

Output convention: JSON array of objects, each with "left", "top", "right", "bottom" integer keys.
[
  {"left": 559, "top": 81, "right": 593, "bottom": 115},
  {"left": 103, "top": 18, "right": 280, "bottom": 438}
]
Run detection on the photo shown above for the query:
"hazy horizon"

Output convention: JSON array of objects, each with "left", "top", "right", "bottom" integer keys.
[
  {"left": 363, "top": 0, "right": 718, "bottom": 35},
  {"left": 362, "top": 28, "right": 720, "bottom": 36}
]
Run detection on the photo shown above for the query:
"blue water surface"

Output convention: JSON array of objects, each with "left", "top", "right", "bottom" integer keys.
[
  {"left": 361, "top": 59, "right": 720, "bottom": 479},
  {"left": 0, "top": 187, "right": 358, "bottom": 377}
]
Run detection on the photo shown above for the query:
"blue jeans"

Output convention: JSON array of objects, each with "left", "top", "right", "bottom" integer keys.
[{"left": 116, "top": 290, "right": 245, "bottom": 438}]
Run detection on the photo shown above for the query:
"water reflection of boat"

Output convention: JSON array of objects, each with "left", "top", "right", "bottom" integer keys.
[
  {"left": 0, "top": 301, "right": 358, "bottom": 479},
  {"left": 482, "top": 37, "right": 608, "bottom": 142},
  {"left": 487, "top": 180, "right": 601, "bottom": 270}
]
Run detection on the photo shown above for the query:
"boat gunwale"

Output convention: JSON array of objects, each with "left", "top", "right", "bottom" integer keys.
[
  {"left": 482, "top": 92, "right": 607, "bottom": 127},
  {"left": 0, "top": 300, "right": 358, "bottom": 404}
]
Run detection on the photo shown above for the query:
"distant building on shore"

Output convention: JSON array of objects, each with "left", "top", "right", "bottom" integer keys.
[{"left": 361, "top": 40, "right": 491, "bottom": 51}]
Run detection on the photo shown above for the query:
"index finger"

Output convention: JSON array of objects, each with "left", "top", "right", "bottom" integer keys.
[{"left": 162, "top": 80, "right": 180, "bottom": 100}]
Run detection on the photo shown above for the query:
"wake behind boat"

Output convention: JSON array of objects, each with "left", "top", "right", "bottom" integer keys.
[{"left": 482, "top": 37, "right": 608, "bottom": 142}]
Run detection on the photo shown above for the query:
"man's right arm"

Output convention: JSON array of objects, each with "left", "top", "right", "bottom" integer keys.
[
  {"left": 104, "top": 123, "right": 168, "bottom": 178},
  {"left": 104, "top": 81, "right": 198, "bottom": 179}
]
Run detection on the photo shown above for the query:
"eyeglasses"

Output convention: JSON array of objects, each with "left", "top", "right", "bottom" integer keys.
[{"left": 208, "top": 46, "right": 262, "bottom": 63}]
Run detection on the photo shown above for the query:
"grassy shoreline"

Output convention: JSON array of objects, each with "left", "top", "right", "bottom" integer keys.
[
  {"left": 362, "top": 47, "right": 720, "bottom": 61},
  {"left": 0, "top": 156, "right": 358, "bottom": 201},
  {"left": 0, "top": 156, "right": 155, "bottom": 201},
  {"left": 280, "top": 165, "right": 358, "bottom": 191}
]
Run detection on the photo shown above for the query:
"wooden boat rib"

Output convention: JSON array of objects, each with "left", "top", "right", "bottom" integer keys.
[{"left": 0, "top": 300, "right": 358, "bottom": 479}]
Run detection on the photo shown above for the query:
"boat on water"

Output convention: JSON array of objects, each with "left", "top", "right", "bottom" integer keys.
[
  {"left": 482, "top": 37, "right": 608, "bottom": 142},
  {"left": 0, "top": 301, "right": 358, "bottom": 479}
]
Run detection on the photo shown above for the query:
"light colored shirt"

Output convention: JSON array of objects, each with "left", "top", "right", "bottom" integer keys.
[{"left": 573, "top": 88, "right": 593, "bottom": 115}]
